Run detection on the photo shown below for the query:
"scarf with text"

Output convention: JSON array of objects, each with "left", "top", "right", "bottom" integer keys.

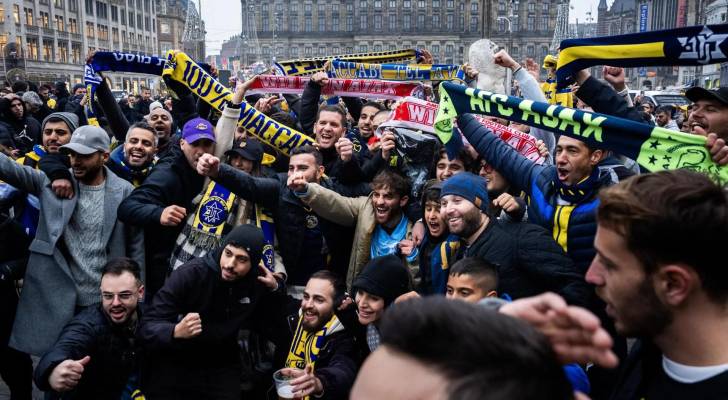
[
  {"left": 556, "top": 24, "right": 728, "bottom": 89},
  {"left": 384, "top": 97, "right": 545, "bottom": 164},
  {"left": 328, "top": 60, "right": 465, "bottom": 82},
  {"left": 246, "top": 75, "right": 424, "bottom": 100},
  {"left": 434, "top": 82, "right": 728, "bottom": 185},
  {"left": 274, "top": 48, "right": 420, "bottom": 76}
]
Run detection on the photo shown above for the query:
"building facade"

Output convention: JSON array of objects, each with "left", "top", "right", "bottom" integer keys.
[
  {"left": 1, "top": 0, "right": 159, "bottom": 92},
  {"left": 221, "top": 0, "right": 560, "bottom": 73},
  {"left": 156, "top": 0, "right": 205, "bottom": 61}
]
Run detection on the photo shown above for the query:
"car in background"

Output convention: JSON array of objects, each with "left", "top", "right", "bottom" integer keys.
[{"left": 628, "top": 90, "right": 690, "bottom": 108}]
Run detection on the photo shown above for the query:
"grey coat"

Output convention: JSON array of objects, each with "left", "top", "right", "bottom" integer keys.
[{"left": 0, "top": 153, "right": 144, "bottom": 356}]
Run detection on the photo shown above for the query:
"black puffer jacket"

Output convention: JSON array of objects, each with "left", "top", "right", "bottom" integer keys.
[
  {"left": 213, "top": 164, "right": 371, "bottom": 285},
  {"left": 458, "top": 218, "right": 593, "bottom": 308},
  {"left": 34, "top": 304, "right": 142, "bottom": 400},
  {"left": 138, "top": 249, "right": 285, "bottom": 396},
  {"left": 0, "top": 96, "right": 42, "bottom": 154},
  {"left": 117, "top": 151, "right": 205, "bottom": 296}
]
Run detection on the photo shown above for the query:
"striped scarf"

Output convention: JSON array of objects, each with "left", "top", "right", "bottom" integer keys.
[
  {"left": 274, "top": 48, "right": 419, "bottom": 76},
  {"left": 328, "top": 60, "right": 465, "bottom": 82},
  {"left": 434, "top": 82, "right": 728, "bottom": 186},
  {"left": 245, "top": 75, "right": 424, "bottom": 100},
  {"left": 556, "top": 24, "right": 728, "bottom": 89}
]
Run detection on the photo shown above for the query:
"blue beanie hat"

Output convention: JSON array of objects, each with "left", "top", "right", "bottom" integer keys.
[{"left": 439, "top": 172, "right": 489, "bottom": 213}]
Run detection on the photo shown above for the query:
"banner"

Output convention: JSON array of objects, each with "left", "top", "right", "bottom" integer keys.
[
  {"left": 245, "top": 75, "right": 424, "bottom": 100},
  {"left": 434, "top": 82, "right": 728, "bottom": 185},
  {"left": 328, "top": 60, "right": 465, "bottom": 82},
  {"left": 556, "top": 24, "right": 728, "bottom": 88},
  {"left": 274, "top": 48, "right": 419, "bottom": 76}
]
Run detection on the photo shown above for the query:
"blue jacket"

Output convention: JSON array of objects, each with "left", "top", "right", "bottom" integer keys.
[{"left": 457, "top": 114, "right": 624, "bottom": 271}]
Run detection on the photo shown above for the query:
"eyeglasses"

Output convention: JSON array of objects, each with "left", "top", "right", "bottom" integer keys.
[{"left": 102, "top": 291, "right": 135, "bottom": 301}]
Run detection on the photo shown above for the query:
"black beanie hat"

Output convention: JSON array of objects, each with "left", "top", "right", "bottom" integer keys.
[
  {"left": 221, "top": 225, "right": 266, "bottom": 269},
  {"left": 352, "top": 255, "right": 411, "bottom": 306}
]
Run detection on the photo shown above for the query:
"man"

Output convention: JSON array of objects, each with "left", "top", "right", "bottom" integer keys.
[
  {"left": 146, "top": 106, "right": 175, "bottom": 157},
  {"left": 586, "top": 170, "right": 728, "bottom": 399},
  {"left": 0, "top": 94, "right": 42, "bottom": 156},
  {"left": 196, "top": 145, "right": 369, "bottom": 295},
  {"left": 355, "top": 101, "right": 385, "bottom": 142},
  {"left": 139, "top": 225, "right": 282, "bottom": 400},
  {"left": 655, "top": 105, "right": 679, "bottom": 131},
  {"left": 281, "top": 271, "right": 358, "bottom": 399},
  {"left": 106, "top": 121, "right": 158, "bottom": 186},
  {"left": 134, "top": 86, "right": 153, "bottom": 118},
  {"left": 0, "top": 125, "right": 144, "bottom": 356},
  {"left": 685, "top": 86, "right": 728, "bottom": 141},
  {"left": 445, "top": 257, "right": 498, "bottom": 302},
  {"left": 290, "top": 168, "right": 417, "bottom": 287},
  {"left": 34, "top": 258, "right": 145, "bottom": 399},
  {"left": 23, "top": 91, "right": 51, "bottom": 122},
  {"left": 117, "top": 117, "right": 227, "bottom": 297},
  {"left": 439, "top": 172, "right": 591, "bottom": 307},
  {"left": 351, "top": 297, "right": 574, "bottom": 399}
]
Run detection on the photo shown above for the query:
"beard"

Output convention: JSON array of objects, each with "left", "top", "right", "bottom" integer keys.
[
  {"left": 302, "top": 307, "right": 334, "bottom": 332},
  {"left": 450, "top": 207, "right": 483, "bottom": 239},
  {"left": 613, "top": 277, "right": 673, "bottom": 338}
]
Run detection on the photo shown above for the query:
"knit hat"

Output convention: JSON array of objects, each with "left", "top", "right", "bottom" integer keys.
[
  {"left": 71, "top": 83, "right": 85, "bottom": 94},
  {"left": 221, "top": 225, "right": 266, "bottom": 271},
  {"left": 352, "top": 255, "right": 411, "bottom": 306},
  {"left": 22, "top": 91, "right": 42, "bottom": 108},
  {"left": 439, "top": 172, "right": 489, "bottom": 213},
  {"left": 42, "top": 112, "right": 79, "bottom": 133}
]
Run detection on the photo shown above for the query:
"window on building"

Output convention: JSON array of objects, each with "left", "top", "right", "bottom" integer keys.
[
  {"left": 333, "top": 46, "right": 340, "bottom": 54},
  {"left": 432, "top": 14, "right": 440, "bottom": 29},
  {"left": 528, "top": 1, "right": 535, "bottom": 12},
  {"left": 291, "top": 16, "right": 299, "bottom": 32},
  {"left": 262, "top": 3, "right": 268, "bottom": 12},
  {"left": 13, "top": 4, "right": 20, "bottom": 24},
  {"left": 432, "top": 44, "right": 440, "bottom": 57},
  {"left": 24, "top": 8, "right": 33, "bottom": 26},
  {"left": 527, "top": 16, "right": 534, "bottom": 31},
  {"left": 512, "top": 17, "right": 519, "bottom": 31},
  {"left": 145, "top": 17, "right": 150, "bottom": 31},
  {"left": 144, "top": 0, "right": 150, "bottom": 12},
  {"left": 360, "top": 13, "right": 367, "bottom": 30},
  {"left": 96, "top": 2, "right": 107, "bottom": 19},
  {"left": 120, "top": 10, "right": 125, "bottom": 25},
  {"left": 85, "top": 0, "right": 93, "bottom": 15},
  {"left": 418, "top": 0, "right": 425, "bottom": 7},
  {"left": 527, "top": 45, "right": 534, "bottom": 56},
  {"left": 332, "top": 16, "right": 339, "bottom": 31},
  {"left": 319, "top": 16, "right": 326, "bottom": 31},
  {"left": 374, "top": 44, "right": 382, "bottom": 52},
  {"left": 346, "top": 3, "right": 353, "bottom": 12},
  {"left": 389, "top": 13, "right": 396, "bottom": 30},
  {"left": 445, "top": 44, "right": 453, "bottom": 55},
  {"left": 28, "top": 38, "right": 39, "bottom": 59},
  {"left": 40, "top": 12, "right": 50, "bottom": 28},
  {"left": 459, "top": 15, "right": 464, "bottom": 31},
  {"left": 69, "top": 0, "right": 77, "bottom": 12},
  {"left": 403, "top": 13, "right": 411, "bottom": 30},
  {"left": 69, "top": 18, "right": 77, "bottom": 33},
  {"left": 137, "top": 14, "right": 142, "bottom": 28},
  {"left": 359, "top": 0, "right": 367, "bottom": 8},
  {"left": 86, "top": 21, "right": 95, "bottom": 37},
  {"left": 541, "top": 16, "right": 548, "bottom": 31},
  {"left": 128, "top": 12, "right": 134, "bottom": 27},
  {"left": 304, "top": 47, "right": 312, "bottom": 56},
  {"left": 389, "top": 0, "right": 396, "bottom": 7},
  {"left": 290, "top": 47, "right": 299, "bottom": 57},
  {"left": 375, "top": 0, "right": 381, "bottom": 8},
  {"left": 304, "top": 2, "right": 311, "bottom": 13},
  {"left": 56, "top": 15, "right": 65, "bottom": 31},
  {"left": 72, "top": 43, "right": 81, "bottom": 63},
  {"left": 0, "top": 6, "right": 4, "bottom": 23},
  {"left": 98, "top": 24, "right": 108, "bottom": 40},
  {"left": 417, "top": 13, "right": 424, "bottom": 27},
  {"left": 498, "top": 18, "right": 505, "bottom": 32},
  {"left": 291, "top": 2, "right": 298, "bottom": 12},
  {"left": 318, "top": 45, "right": 325, "bottom": 56},
  {"left": 447, "top": 0, "right": 453, "bottom": 8},
  {"left": 346, "top": 15, "right": 353, "bottom": 31},
  {"left": 512, "top": 46, "right": 519, "bottom": 57},
  {"left": 498, "top": 0, "right": 505, "bottom": 12},
  {"left": 332, "top": 3, "right": 339, "bottom": 13},
  {"left": 43, "top": 40, "right": 53, "bottom": 61},
  {"left": 403, "top": 0, "right": 411, "bottom": 8},
  {"left": 359, "top": 44, "right": 368, "bottom": 52},
  {"left": 160, "top": 22, "right": 170, "bottom": 34},
  {"left": 446, "top": 13, "right": 453, "bottom": 29},
  {"left": 374, "top": 14, "right": 382, "bottom": 29},
  {"left": 305, "top": 16, "right": 312, "bottom": 31},
  {"left": 318, "top": 3, "right": 325, "bottom": 15},
  {"left": 470, "top": 15, "right": 477, "bottom": 31},
  {"left": 58, "top": 42, "right": 68, "bottom": 62},
  {"left": 263, "top": 16, "right": 269, "bottom": 31},
  {"left": 471, "top": 2, "right": 478, "bottom": 12},
  {"left": 111, "top": 5, "right": 117, "bottom": 21},
  {"left": 55, "top": 0, "right": 64, "bottom": 7},
  {"left": 112, "top": 27, "right": 119, "bottom": 42}
]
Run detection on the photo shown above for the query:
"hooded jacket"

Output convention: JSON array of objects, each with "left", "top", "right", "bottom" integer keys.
[
  {"left": 0, "top": 96, "right": 42, "bottom": 154},
  {"left": 138, "top": 247, "right": 285, "bottom": 395}
]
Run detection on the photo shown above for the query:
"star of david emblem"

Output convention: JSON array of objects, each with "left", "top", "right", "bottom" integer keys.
[
  {"left": 678, "top": 26, "right": 728, "bottom": 65},
  {"left": 202, "top": 201, "right": 224, "bottom": 225}
]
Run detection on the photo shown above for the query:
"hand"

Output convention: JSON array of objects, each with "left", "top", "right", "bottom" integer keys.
[
  {"left": 160, "top": 205, "right": 187, "bottom": 226},
  {"left": 338, "top": 295, "right": 353, "bottom": 311},
  {"left": 706, "top": 133, "right": 728, "bottom": 166},
  {"left": 380, "top": 130, "right": 396, "bottom": 161},
  {"left": 535, "top": 139, "right": 550, "bottom": 158},
  {"left": 196, "top": 153, "right": 221, "bottom": 177},
  {"left": 493, "top": 49, "right": 519, "bottom": 70},
  {"left": 254, "top": 95, "right": 283, "bottom": 115},
  {"left": 79, "top": 93, "right": 88, "bottom": 107},
  {"left": 492, "top": 193, "right": 521, "bottom": 213},
  {"left": 257, "top": 263, "right": 279, "bottom": 290},
  {"left": 310, "top": 72, "right": 329, "bottom": 87},
  {"left": 398, "top": 239, "right": 415, "bottom": 257},
  {"left": 232, "top": 77, "right": 257, "bottom": 104},
  {"left": 173, "top": 312, "right": 202, "bottom": 339},
  {"left": 602, "top": 66, "right": 626, "bottom": 92},
  {"left": 500, "top": 293, "right": 618, "bottom": 368},
  {"left": 394, "top": 291, "right": 420, "bottom": 304},
  {"left": 48, "top": 356, "right": 90, "bottom": 392},
  {"left": 575, "top": 69, "right": 591, "bottom": 86},
  {"left": 287, "top": 365, "right": 324, "bottom": 398},
  {"left": 85, "top": 51, "right": 98, "bottom": 65},
  {"left": 52, "top": 179, "right": 74, "bottom": 199},
  {"left": 411, "top": 220, "right": 425, "bottom": 246},
  {"left": 417, "top": 48, "right": 434, "bottom": 64},
  {"left": 462, "top": 63, "right": 480, "bottom": 80},
  {"left": 525, "top": 58, "right": 541, "bottom": 82},
  {"left": 9, "top": 149, "right": 22, "bottom": 159},
  {"left": 287, "top": 172, "right": 309, "bottom": 193},
  {"left": 335, "top": 137, "right": 354, "bottom": 162}
]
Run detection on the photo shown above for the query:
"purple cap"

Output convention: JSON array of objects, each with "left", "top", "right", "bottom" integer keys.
[{"left": 182, "top": 117, "right": 216, "bottom": 144}]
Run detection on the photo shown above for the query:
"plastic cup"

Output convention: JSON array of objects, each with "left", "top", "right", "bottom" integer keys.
[{"left": 273, "top": 368, "right": 297, "bottom": 399}]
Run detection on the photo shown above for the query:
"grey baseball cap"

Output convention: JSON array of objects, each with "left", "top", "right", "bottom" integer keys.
[{"left": 60, "top": 125, "right": 111, "bottom": 155}]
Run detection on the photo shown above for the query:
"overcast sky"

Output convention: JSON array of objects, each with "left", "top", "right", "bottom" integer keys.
[{"left": 201, "top": 0, "right": 612, "bottom": 56}]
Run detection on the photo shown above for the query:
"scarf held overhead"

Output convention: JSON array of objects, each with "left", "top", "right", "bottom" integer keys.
[
  {"left": 556, "top": 24, "right": 728, "bottom": 88},
  {"left": 274, "top": 48, "right": 420, "bottom": 76},
  {"left": 246, "top": 75, "right": 424, "bottom": 100},
  {"left": 329, "top": 60, "right": 465, "bottom": 82},
  {"left": 434, "top": 82, "right": 728, "bottom": 185}
]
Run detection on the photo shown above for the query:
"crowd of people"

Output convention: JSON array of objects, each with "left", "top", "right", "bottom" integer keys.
[{"left": 1, "top": 44, "right": 727, "bottom": 400}]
